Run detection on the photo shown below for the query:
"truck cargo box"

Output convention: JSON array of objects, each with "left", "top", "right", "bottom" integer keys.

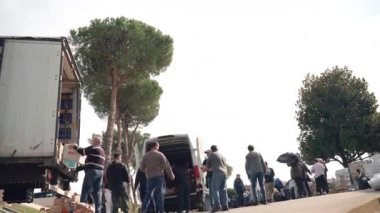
[{"left": 0, "top": 37, "right": 81, "bottom": 203}]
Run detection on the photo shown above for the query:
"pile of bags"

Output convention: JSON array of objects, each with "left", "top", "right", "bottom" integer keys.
[{"left": 368, "top": 173, "right": 380, "bottom": 190}]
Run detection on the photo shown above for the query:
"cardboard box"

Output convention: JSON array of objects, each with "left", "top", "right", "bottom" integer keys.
[
  {"left": 62, "top": 144, "right": 81, "bottom": 162},
  {"left": 47, "top": 206, "right": 62, "bottom": 213},
  {"left": 53, "top": 197, "right": 67, "bottom": 206}
]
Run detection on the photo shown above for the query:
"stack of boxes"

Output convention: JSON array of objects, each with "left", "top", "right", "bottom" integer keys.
[
  {"left": 47, "top": 195, "right": 93, "bottom": 213},
  {"left": 363, "top": 154, "right": 380, "bottom": 178},
  {"left": 334, "top": 168, "right": 352, "bottom": 191}
]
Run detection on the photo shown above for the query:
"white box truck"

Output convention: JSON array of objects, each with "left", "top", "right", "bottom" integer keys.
[{"left": 0, "top": 37, "right": 81, "bottom": 203}]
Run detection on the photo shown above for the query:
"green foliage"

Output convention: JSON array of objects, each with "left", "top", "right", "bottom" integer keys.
[
  {"left": 119, "top": 78, "right": 163, "bottom": 126},
  {"left": 227, "top": 188, "right": 237, "bottom": 199},
  {"left": 296, "top": 66, "right": 378, "bottom": 167},
  {"left": 226, "top": 164, "right": 233, "bottom": 179},
  {"left": 70, "top": 17, "right": 173, "bottom": 159},
  {"left": 70, "top": 16, "right": 173, "bottom": 110}
]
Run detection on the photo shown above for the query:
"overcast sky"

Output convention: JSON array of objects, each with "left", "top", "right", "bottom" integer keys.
[{"left": 1, "top": 0, "right": 380, "bottom": 190}]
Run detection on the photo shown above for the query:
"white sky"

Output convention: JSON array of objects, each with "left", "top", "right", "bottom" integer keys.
[{"left": 1, "top": 0, "right": 380, "bottom": 190}]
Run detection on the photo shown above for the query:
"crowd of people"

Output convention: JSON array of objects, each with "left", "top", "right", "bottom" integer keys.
[
  {"left": 200, "top": 144, "right": 335, "bottom": 212},
  {"left": 71, "top": 136, "right": 338, "bottom": 213}
]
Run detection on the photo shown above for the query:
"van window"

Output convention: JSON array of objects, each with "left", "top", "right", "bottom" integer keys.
[{"left": 0, "top": 39, "right": 4, "bottom": 78}]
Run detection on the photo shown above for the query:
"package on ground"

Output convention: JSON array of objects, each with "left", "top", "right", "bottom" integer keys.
[
  {"left": 71, "top": 194, "right": 80, "bottom": 203},
  {"left": 74, "top": 203, "right": 94, "bottom": 213},
  {"left": 47, "top": 205, "right": 62, "bottom": 213},
  {"left": 53, "top": 197, "right": 67, "bottom": 206},
  {"left": 334, "top": 168, "right": 352, "bottom": 191}
]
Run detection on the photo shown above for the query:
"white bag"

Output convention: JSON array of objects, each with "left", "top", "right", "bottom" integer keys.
[{"left": 368, "top": 173, "right": 380, "bottom": 190}]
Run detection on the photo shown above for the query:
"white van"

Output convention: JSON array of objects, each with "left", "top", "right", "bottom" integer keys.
[{"left": 142, "top": 134, "right": 208, "bottom": 212}]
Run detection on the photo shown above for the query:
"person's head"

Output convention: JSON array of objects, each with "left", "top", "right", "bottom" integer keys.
[
  {"left": 113, "top": 153, "right": 121, "bottom": 161},
  {"left": 248, "top": 145, "right": 254, "bottom": 151},
  {"left": 316, "top": 158, "right": 324, "bottom": 164},
  {"left": 236, "top": 174, "right": 241, "bottom": 178},
  {"left": 265, "top": 161, "right": 268, "bottom": 167},
  {"left": 91, "top": 136, "right": 102, "bottom": 146},
  {"left": 210, "top": 145, "right": 218, "bottom": 152},
  {"left": 204, "top": 150, "right": 211, "bottom": 156},
  {"left": 149, "top": 141, "right": 159, "bottom": 151}
]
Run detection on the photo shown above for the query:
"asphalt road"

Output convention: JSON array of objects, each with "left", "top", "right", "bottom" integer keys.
[{"left": 202, "top": 190, "right": 380, "bottom": 213}]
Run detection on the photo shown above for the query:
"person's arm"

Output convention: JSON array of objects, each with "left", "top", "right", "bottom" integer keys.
[
  {"left": 245, "top": 155, "right": 250, "bottom": 178},
  {"left": 134, "top": 170, "right": 141, "bottom": 189},
  {"left": 206, "top": 155, "right": 212, "bottom": 169},
  {"left": 260, "top": 154, "right": 266, "bottom": 171},
  {"left": 123, "top": 164, "right": 130, "bottom": 184},
  {"left": 140, "top": 157, "right": 146, "bottom": 173},
  {"left": 311, "top": 165, "right": 315, "bottom": 173},
  {"left": 106, "top": 164, "right": 112, "bottom": 186}
]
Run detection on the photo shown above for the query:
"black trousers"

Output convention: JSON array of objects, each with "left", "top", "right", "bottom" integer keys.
[
  {"left": 111, "top": 189, "right": 128, "bottom": 213},
  {"left": 177, "top": 182, "right": 190, "bottom": 212},
  {"left": 315, "top": 175, "right": 327, "bottom": 194}
]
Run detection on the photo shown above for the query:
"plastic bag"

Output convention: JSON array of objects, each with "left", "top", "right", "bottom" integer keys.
[{"left": 368, "top": 173, "right": 380, "bottom": 190}]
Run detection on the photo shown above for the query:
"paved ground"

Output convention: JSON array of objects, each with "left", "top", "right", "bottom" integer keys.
[{"left": 225, "top": 190, "right": 380, "bottom": 213}]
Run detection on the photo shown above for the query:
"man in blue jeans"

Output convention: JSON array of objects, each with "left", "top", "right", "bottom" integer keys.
[
  {"left": 72, "top": 136, "right": 105, "bottom": 213},
  {"left": 206, "top": 145, "right": 229, "bottom": 212},
  {"left": 245, "top": 145, "right": 267, "bottom": 205},
  {"left": 140, "top": 141, "right": 175, "bottom": 213}
]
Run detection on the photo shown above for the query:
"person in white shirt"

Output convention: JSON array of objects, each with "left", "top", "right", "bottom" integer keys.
[{"left": 311, "top": 159, "right": 327, "bottom": 195}]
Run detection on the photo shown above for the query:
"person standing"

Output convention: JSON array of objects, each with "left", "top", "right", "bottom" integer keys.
[
  {"left": 172, "top": 163, "right": 190, "bottom": 213},
  {"left": 289, "top": 159, "right": 307, "bottom": 198},
  {"left": 245, "top": 145, "right": 267, "bottom": 205},
  {"left": 318, "top": 158, "right": 329, "bottom": 193},
  {"left": 72, "top": 136, "right": 105, "bottom": 213},
  {"left": 106, "top": 153, "right": 130, "bottom": 213},
  {"left": 140, "top": 141, "right": 175, "bottom": 213},
  {"left": 206, "top": 145, "right": 229, "bottom": 212},
  {"left": 264, "top": 162, "right": 275, "bottom": 203},
  {"left": 134, "top": 167, "right": 147, "bottom": 203},
  {"left": 233, "top": 174, "right": 245, "bottom": 207},
  {"left": 311, "top": 159, "right": 327, "bottom": 195},
  {"left": 201, "top": 150, "right": 213, "bottom": 208}
]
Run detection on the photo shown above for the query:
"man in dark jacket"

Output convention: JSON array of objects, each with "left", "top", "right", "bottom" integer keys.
[
  {"left": 134, "top": 168, "right": 147, "bottom": 203},
  {"left": 233, "top": 174, "right": 245, "bottom": 207},
  {"left": 106, "top": 153, "right": 130, "bottom": 213}
]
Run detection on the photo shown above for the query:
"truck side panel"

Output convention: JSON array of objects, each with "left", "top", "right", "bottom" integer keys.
[{"left": 0, "top": 39, "right": 61, "bottom": 158}]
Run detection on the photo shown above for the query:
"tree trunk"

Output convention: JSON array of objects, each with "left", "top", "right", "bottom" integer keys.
[
  {"left": 104, "top": 70, "right": 119, "bottom": 165},
  {"left": 116, "top": 117, "right": 122, "bottom": 153},
  {"left": 127, "top": 123, "right": 140, "bottom": 164},
  {"left": 121, "top": 120, "right": 129, "bottom": 164}
]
